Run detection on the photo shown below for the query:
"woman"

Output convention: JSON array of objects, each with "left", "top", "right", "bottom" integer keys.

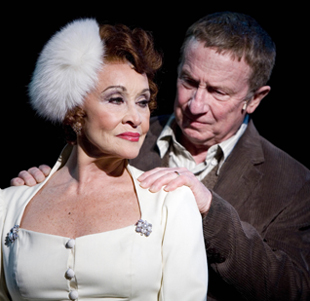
[{"left": 0, "top": 19, "right": 207, "bottom": 300}]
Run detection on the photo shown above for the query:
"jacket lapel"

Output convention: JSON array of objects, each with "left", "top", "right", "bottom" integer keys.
[{"left": 213, "top": 120, "right": 265, "bottom": 212}]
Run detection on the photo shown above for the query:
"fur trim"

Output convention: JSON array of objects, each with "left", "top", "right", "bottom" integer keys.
[{"left": 29, "top": 18, "right": 104, "bottom": 123}]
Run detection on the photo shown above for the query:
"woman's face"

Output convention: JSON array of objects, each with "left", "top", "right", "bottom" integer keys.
[{"left": 80, "top": 61, "right": 151, "bottom": 160}]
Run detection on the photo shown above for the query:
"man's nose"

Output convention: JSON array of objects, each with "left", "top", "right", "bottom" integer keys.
[{"left": 188, "top": 87, "right": 210, "bottom": 115}]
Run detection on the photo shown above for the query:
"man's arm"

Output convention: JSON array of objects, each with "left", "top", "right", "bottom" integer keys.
[
  {"left": 138, "top": 167, "right": 310, "bottom": 300},
  {"left": 204, "top": 185, "right": 310, "bottom": 300}
]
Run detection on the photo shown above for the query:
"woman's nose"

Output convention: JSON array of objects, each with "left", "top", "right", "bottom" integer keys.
[{"left": 123, "top": 106, "right": 141, "bottom": 127}]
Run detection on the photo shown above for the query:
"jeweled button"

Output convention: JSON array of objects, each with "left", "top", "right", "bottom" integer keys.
[
  {"left": 65, "top": 268, "right": 75, "bottom": 280},
  {"left": 69, "top": 290, "right": 78, "bottom": 300},
  {"left": 66, "top": 239, "right": 75, "bottom": 249}
]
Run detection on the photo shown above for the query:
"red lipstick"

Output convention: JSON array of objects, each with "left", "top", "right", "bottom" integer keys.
[{"left": 117, "top": 132, "right": 141, "bottom": 142}]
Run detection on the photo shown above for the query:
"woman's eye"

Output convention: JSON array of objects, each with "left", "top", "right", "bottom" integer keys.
[
  {"left": 137, "top": 100, "right": 150, "bottom": 108},
  {"left": 109, "top": 97, "right": 124, "bottom": 105}
]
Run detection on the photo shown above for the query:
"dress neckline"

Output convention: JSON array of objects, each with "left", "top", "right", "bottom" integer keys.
[
  {"left": 15, "top": 158, "right": 145, "bottom": 240},
  {"left": 18, "top": 223, "right": 136, "bottom": 241}
]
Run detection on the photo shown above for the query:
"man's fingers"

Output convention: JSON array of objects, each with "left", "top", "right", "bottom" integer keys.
[
  {"left": 16, "top": 170, "right": 37, "bottom": 186},
  {"left": 137, "top": 167, "right": 165, "bottom": 182},
  {"left": 10, "top": 165, "right": 51, "bottom": 187},
  {"left": 28, "top": 167, "right": 47, "bottom": 183},
  {"left": 163, "top": 175, "right": 189, "bottom": 192},
  {"left": 148, "top": 172, "right": 183, "bottom": 193},
  {"left": 139, "top": 168, "right": 189, "bottom": 192},
  {"left": 39, "top": 164, "right": 52, "bottom": 177},
  {"left": 139, "top": 168, "right": 179, "bottom": 188},
  {"left": 17, "top": 167, "right": 47, "bottom": 186},
  {"left": 138, "top": 167, "right": 212, "bottom": 214},
  {"left": 10, "top": 177, "right": 25, "bottom": 186}
]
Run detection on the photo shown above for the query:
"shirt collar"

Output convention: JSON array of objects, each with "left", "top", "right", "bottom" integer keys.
[{"left": 157, "top": 114, "right": 249, "bottom": 173}]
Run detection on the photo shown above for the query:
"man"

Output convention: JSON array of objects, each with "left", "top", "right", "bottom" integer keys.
[{"left": 11, "top": 12, "right": 310, "bottom": 300}]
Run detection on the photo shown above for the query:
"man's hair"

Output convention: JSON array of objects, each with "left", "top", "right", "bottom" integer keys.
[{"left": 179, "top": 11, "right": 276, "bottom": 92}]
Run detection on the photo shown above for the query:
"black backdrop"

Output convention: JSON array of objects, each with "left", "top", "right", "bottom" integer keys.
[{"left": 1, "top": 3, "right": 308, "bottom": 188}]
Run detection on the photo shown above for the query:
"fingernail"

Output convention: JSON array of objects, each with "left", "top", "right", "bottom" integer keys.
[
  {"left": 149, "top": 185, "right": 159, "bottom": 193},
  {"left": 139, "top": 182, "right": 147, "bottom": 188}
]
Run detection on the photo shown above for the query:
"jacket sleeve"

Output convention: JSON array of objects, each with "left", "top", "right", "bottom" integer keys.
[
  {"left": 159, "top": 186, "right": 208, "bottom": 301},
  {"left": 203, "top": 180, "right": 310, "bottom": 300},
  {"left": 0, "top": 189, "right": 11, "bottom": 300}
]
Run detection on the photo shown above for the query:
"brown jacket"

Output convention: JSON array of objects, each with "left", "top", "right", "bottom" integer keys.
[{"left": 130, "top": 115, "right": 310, "bottom": 300}]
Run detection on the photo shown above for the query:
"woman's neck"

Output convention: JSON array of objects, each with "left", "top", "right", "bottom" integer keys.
[{"left": 61, "top": 145, "right": 128, "bottom": 188}]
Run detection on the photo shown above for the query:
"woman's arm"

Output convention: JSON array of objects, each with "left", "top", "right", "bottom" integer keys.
[
  {"left": 0, "top": 189, "right": 11, "bottom": 300},
  {"left": 160, "top": 186, "right": 208, "bottom": 300}
]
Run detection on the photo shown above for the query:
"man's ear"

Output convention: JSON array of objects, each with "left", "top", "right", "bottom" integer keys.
[{"left": 246, "top": 86, "right": 271, "bottom": 114}]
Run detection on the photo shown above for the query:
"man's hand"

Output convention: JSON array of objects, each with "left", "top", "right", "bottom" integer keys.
[
  {"left": 10, "top": 165, "right": 51, "bottom": 187},
  {"left": 138, "top": 167, "right": 212, "bottom": 215}
]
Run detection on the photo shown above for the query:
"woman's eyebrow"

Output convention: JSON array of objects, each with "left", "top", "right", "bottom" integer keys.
[
  {"left": 140, "top": 88, "right": 151, "bottom": 95},
  {"left": 102, "top": 85, "right": 126, "bottom": 93},
  {"left": 103, "top": 86, "right": 151, "bottom": 96}
]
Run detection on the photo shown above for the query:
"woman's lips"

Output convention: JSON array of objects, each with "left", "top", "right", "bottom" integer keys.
[{"left": 117, "top": 132, "right": 141, "bottom": 142}]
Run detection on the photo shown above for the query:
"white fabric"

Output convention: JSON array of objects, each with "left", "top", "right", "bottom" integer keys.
[
  {"left": 29, "top": 19, "right": 104, "bottom": 123},
  {"left": 0, "top": 148, "right": 207, "bottom": 300}
]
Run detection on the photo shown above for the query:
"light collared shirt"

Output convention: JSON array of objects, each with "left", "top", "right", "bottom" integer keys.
[{"left": 156, "top": 114, "right": 249, "bottom": 181}]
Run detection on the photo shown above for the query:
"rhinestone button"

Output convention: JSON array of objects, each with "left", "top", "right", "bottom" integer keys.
[
  {"left": 65, "top": 268, "right": 75, "bottom": 280},
  {"left": 66, "top": 239, "right": 75, "bottom": 249},
  {"left": 69, "top": 290, "right": 78, "bottom": 300}
]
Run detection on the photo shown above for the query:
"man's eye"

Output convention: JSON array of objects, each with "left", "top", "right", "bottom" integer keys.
[
  {"left": 208, "top": 87, "right": 230, "bottom": 101},
  {"left": 214, "top": 90, "right": 225, "bottom": 95},
  {"left": 210, "top": 88, "right": 226, "bottom": 96},
  {"left": 181, "top": 77, "right": 198, "bottom": 88}
]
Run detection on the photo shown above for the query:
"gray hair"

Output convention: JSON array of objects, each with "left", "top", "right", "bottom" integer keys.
[{"left": 179, "top": 11, "right": 276, "bottom": 93}]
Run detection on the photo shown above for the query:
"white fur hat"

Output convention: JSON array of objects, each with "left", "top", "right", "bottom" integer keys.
[{"left": 29, "top": 18, "right": 104, "bottom": 123}]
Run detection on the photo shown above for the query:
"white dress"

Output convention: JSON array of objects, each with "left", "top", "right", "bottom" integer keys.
[{"left": 0, "top": 147, "right": 208, "bottom": 301}]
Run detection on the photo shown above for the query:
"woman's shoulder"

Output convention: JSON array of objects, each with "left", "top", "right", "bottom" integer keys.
[
  {"left": 164, "top": 185, "right": 198, "bottom": 211},
  {"left": 2, "top": 185, "right": 40, "bottom": 210},
  {"left": 127, "top": 164, "right": 144, "bottom": 178},
  {"left": 128, "top": 164, "right": 194, "bottom": 200},
  {"left": 127, "top": 164, "right": 200, "bottom": 219},
  {"left": 3, "top": 185, "right": 34, "bottom": 201}
]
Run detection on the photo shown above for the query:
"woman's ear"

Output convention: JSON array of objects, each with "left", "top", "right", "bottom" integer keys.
[{"left": 246, "top": 86, "right": 271, "bottom": 114}]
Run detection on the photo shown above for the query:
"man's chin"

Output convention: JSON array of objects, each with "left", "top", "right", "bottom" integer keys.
[{"left": 181, "top": 128, "right": 215, "bottom": 147}]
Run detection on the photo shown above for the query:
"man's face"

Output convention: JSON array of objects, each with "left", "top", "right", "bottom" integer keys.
[{"left": 174, "top": 40, "right": 253, "bottom": 151}]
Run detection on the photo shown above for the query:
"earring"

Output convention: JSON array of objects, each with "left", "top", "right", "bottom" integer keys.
[
  {"left": 242, "top": 102, "right": 247, "bottom": 111},
  {"left": 72, "top": 122, "right": 82, "bottom": 135}
]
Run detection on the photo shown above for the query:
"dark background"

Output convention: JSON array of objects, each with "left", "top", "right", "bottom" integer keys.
[{"left": 1, "top": 3, "right": 308, "bottom": 188}]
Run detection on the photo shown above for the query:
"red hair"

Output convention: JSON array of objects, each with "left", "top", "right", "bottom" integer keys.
[{"left": 64, "top": 23, "right": 162, "bottom": 144}]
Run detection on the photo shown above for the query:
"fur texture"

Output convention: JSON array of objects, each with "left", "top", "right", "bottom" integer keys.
[{"left": 29, "top": 19, "right": 104, "bottom": 123}]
